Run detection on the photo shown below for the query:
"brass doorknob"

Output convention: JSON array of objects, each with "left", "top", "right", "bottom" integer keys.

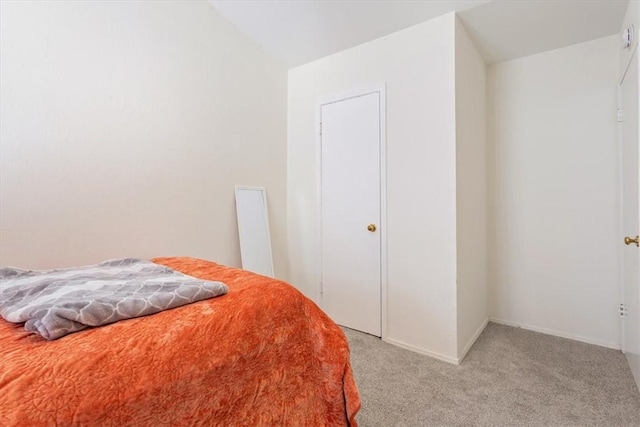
[
  {"left": 367, "top": 224, "right": 377, "bottom": 232},
  {"left": 624, "top": 236, "right": 639, "bottom": 247}
]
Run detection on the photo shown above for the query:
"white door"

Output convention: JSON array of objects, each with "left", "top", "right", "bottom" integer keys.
[
  {"left": 319, "top": 89, "right": 384, "bottom": 337},
  {"left": 620, "top": 49, "right": 640, "bottom": 389}
]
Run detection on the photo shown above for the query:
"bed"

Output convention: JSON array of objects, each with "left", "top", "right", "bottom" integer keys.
[{"left": 0, "top": 257, "right": 360, "bottom": 426}]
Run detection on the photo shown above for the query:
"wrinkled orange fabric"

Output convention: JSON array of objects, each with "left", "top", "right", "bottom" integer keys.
[{"left": 0, "top": 257, "right": 360, "bottom": 426}]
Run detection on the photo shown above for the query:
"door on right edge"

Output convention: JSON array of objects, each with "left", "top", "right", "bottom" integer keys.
[{"left": 620, "top": 48, "right": 640, "bottom": 388}]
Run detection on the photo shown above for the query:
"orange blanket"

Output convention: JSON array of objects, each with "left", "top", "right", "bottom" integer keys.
[{"left": 0, "top": 257, "right": 360, "bottom": 426}]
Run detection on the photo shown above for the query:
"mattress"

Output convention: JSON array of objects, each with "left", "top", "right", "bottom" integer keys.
[{"left": 0, "top": 257, "right": 360, "bottom": 426}]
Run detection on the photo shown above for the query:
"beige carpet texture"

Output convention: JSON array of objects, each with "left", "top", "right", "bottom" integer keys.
[{"left": 345, "top": 323, "right": 640, "bottom": 427}]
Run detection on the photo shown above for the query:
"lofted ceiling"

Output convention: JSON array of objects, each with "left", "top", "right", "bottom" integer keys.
[
  {"left": 458, "top": 0, "right": 629, "bottom": 63},
  {"left": 209, "top": 0, "right": 629, "bottom": 68}
]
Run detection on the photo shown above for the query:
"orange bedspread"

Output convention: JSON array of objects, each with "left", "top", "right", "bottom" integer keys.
[{"left": 0, "top": 257, "right": 360, "bottom": 426}]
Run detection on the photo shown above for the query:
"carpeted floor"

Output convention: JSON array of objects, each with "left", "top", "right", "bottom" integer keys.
[{"left": 344, "top": 323, "right": 640, "bottom": 426}]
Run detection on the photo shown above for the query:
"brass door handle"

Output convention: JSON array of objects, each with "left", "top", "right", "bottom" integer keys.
[
  {"left": 367, "top": 224, "right": 377, "bottom": 232},
  {"left": 624, "top": 236, "right": 639, "bottom": 247}
]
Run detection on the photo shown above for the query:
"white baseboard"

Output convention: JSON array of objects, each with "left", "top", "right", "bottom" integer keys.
[
  {"left": 489, "top": 317, "right": 620, "bottom": 350},
  {"left": 383, "top": 337, "right": 459, "bottom": 365},
  {"left": 380, "top": 317, "right": 617, "bottom": 366},
  {"left": 457, "top": 318, "right": 489, "bottom": 364}
]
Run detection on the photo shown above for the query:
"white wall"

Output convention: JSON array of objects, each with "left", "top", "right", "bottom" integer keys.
[
  {"left": 0, "top": 1, "right": 288, "bottom": 277},
  {"left": 288, "top": 13, "right": 459, "bottom": 360},
  {"left": 488, "top": 35, "right": 620, "bottom": 348},
  {"left": 454, "top": 18, "right": 488, "bottom": 359}
]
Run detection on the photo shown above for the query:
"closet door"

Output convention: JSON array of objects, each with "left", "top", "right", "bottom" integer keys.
[
  {"left": 620, "top": 49, "right": 640, "bottom": 388},
  {"left": 319, "top": 88, "right": 385, "bottom": 337}
]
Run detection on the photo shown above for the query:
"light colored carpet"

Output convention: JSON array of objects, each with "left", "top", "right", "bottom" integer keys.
[{"left": 344, "top": 323, "right": 640, "bottom": 426}]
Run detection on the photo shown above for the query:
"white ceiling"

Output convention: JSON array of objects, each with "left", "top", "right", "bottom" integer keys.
[
  {"left": 458, "top": 0, "right": 629, "bottom": 63},
  {"left": 210, "top": 0, "right": 629, "bottom": 67},
  {"left": 210, "top": 0, "right": 489, "bottom": 67}
]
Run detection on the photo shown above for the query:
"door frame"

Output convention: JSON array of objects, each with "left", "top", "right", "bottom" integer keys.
[
  {"left": 315, "top": 84, "right": 388, "bottom": 339},
  {"left": 618, "top": 81, "right": 626, "bottom": 354},
  {"left": 619, "top": 45, "right": 638, "bottom": 355}
]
